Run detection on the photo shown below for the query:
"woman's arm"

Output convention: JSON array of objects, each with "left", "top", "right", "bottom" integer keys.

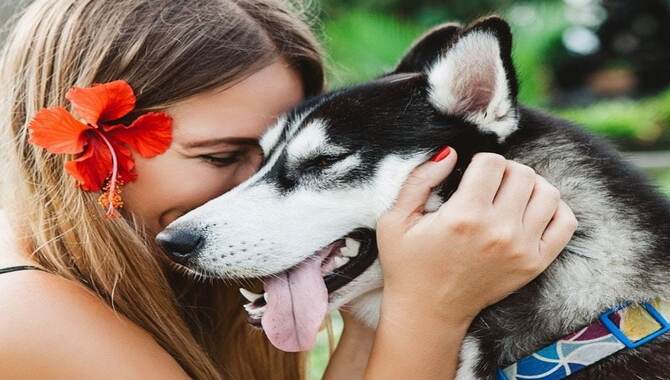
[
  {"left": 324, "top": 147, "right": 577, "bottom": 379},
  {"left": 367, "top": 306, "right": 471, "bottom": 379},
  {"left": 324, "top": 309, "right": 470, "bottom": 380},
  {"left": 323, "top": 311, "right": 376, "bottom": 379}
]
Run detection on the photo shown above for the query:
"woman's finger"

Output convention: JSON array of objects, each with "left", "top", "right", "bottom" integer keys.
[
  {"left": 389, "top": 146, "right": 457, "bottom": 222},
  {"left": 539, "top": 200, "right": 578, "bottom": 260},
  {"left": 523, "top": 176, "right": 561, "bottom": 238},
  {"left": 454, "top": 153, "right": 506, "bottom": 204},
  {"left": 493, "top": 161, "right": 537, "bottom": 218}
]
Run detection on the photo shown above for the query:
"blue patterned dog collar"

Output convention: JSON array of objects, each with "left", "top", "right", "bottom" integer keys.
[{"left": 496, "top": 299, "right": 670, "bottom": 380}]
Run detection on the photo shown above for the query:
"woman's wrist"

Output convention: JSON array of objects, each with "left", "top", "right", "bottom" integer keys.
[{"left": 380, "top": 285, "right": 477, "bottom": 330}]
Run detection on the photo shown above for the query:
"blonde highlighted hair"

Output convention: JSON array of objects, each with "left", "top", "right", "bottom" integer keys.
[{"left": 0, "top": 0, "right": 324, "bottom": 378}]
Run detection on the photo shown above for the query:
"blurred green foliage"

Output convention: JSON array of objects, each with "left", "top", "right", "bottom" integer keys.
[
  {"left": 320, "top": 0, "right": 515, "bottom": 22},
  {"left": 319, "top": 2, "right": 567, "bottom": 106},
  {"left": 558, "top": 89, "right": 670, "bottom": 150},
  {"left": 320, "top": 11, "right": 423, "bottom": 86}
]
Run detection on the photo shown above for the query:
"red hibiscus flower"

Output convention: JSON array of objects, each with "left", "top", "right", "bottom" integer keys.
[{"left": 28, "top": 80, "right": 173, "bottom": 217}]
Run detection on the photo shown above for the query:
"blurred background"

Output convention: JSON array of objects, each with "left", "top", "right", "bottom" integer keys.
[{"left": 1, "top": 0, "right": 669, "bottom": 378}]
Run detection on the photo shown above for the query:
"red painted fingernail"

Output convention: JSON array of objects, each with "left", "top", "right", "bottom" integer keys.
[{"left": 430, "top": 146, "right": 451, "bottom": 162}]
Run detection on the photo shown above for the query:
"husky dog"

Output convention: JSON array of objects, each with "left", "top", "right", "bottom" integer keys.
[{"left": 157, "top": 17, "right": 670, "bottom": 379}]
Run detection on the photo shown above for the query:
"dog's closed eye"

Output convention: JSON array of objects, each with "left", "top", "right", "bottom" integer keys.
[{"left": 300, "top": 153, "right": 349, "bottom": 175}]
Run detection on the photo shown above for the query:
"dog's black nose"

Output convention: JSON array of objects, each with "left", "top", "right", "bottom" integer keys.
[{"left": 156, "top": 228, "right": 203, "bottom": 264}]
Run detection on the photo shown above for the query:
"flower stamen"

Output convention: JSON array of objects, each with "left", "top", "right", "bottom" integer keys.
[{"left": 94, "top": 129, "right": 120, "bottom": 217}]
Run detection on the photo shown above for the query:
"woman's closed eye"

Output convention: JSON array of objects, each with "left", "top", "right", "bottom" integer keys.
[{"left": 199, "top": 152, "right": 244, "bottom": 167}]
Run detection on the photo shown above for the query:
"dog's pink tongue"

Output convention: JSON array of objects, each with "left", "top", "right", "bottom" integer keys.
[{"left": 261, "top": 250, "right": 329, "bottom": 352}]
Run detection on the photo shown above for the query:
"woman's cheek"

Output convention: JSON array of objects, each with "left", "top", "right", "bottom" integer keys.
[
  {"left": 155, "top": 165, "right": 237, "bottom": 223},
  {"left": 124, "top": 148, "right": 262, "bottom": 233},
  {"left": 123, "top": 156, "right": 220, "bottom": 231},
  {"left": 232, "top": 156, "right": 262, "bottom": 185}
]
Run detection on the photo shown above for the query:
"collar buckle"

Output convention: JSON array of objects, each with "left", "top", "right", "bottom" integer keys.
[{"left": 599, "top": 301, "right": 670, "bottom": 349}]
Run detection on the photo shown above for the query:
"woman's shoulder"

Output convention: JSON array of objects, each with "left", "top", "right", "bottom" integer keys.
[
  {"left": 0, "top": 213, "right": 189, "bottom": 378},
  {"left": 0, "top": 267, "right": 189, "bottom": 378},
  {"left": 0, "top": 268, "right": 121, "bottom": 344},
  {"left": 0, "top": 268, "right": 104, "bottom": 334},
  {"left": 0, "top": 265, "right": 107, "bottom": 324}
]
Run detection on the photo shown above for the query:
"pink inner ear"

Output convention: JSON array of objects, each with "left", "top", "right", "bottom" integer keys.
[
  {"left": 452, "top": 59, "right": 497, "bottom": 115},
  {"left": 427, "top": 30, "right": 519, "bottom": 142},
  {"left": 427, "top": 30, "right": 505, "bottom": 118}
]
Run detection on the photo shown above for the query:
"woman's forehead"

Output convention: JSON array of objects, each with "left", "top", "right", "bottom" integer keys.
[{"left": 168, "top": 60, "right": 305, "bottom": 145}]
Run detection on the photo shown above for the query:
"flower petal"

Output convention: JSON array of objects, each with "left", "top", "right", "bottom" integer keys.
[
  {"left": 28, "top": 107, "right": 90, "bottom": 154},
  {"left": 66, "top": 80, "right": 136, "bottom": 125},
  {"left": 104, "top": 112, "right": 173, "bottom": 158},
  {"left": 115, "top": 143, "right": 138, "bottom": 184},
  {"left": 64, "top": 133, "right": 136, "bottom": 191},
  {"left": 64, "top": 135, "right": 110, "bottom": 192}
]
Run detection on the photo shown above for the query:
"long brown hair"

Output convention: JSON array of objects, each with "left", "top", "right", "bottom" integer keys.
[{"left": 0, "top": 0, "right": 324, "bottom": 378}]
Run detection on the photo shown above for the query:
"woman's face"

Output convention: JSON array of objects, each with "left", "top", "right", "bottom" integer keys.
[{"left": 122, "top": 60, "right": 304, "bottom": 235}]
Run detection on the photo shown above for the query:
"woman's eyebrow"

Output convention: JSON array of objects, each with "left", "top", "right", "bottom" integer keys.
[{"left": 182, "top": 137, "right": 259, "bottom": 149}]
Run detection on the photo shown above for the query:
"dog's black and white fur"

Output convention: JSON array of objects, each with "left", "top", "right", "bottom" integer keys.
[{"left": 160, "top": 17, "right": 670, "bottom": 379}]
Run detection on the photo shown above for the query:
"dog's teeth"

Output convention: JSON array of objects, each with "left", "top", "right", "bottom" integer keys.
[
  {"left": 248, "top": 306, "right": 266, "bottom": 319},
  {"left": 243, "top": 302, "right": 267, "bottom": 319},
  {"left": 264, "top": 292, "right": 269, "bottom": 303},
  {"left": 345, "top": 238, "right": 360, "bottom": 256},
  {"left": 240, "top": 288, "right": 263, "bottom": 303},
  {"left": 334, "top": 256, "right": 350, "bottom": 268}
]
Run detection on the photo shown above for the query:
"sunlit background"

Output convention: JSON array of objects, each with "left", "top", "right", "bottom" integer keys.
[{"left": 2, "top": 1, "right": 669, "bottom": 378}]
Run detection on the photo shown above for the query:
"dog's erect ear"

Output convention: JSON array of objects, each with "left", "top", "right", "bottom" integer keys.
[
  {"left": 393, "top": 23, "right": 462, "bottom": 73},
  {"left": 427, "top": 16, "right": 519, "bottom": 142}
]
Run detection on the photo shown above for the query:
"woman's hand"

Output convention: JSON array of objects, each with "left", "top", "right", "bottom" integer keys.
[
  {"left": 378, "top": 148, "right": 577, "bottom": 323},
  {"left": 364, "top": 147, "right": 578, "bottom": 379}
]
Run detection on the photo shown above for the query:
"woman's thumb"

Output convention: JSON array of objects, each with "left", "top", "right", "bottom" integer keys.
[{"left": 389, "top": 146, "right": 457, "bottom": 221}]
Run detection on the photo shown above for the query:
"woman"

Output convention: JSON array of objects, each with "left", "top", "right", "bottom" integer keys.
[{"left": 0, "top": 0, "right": 576, "bottom": 379}]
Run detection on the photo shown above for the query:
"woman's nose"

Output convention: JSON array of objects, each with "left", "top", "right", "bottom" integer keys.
[{"left": 155, "top": 228, "right": 203, "bottom": 264}]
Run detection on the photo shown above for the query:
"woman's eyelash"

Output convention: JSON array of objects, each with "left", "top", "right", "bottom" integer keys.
[{"left": 199, "top": 153, "right": 242, "bottom": 167}]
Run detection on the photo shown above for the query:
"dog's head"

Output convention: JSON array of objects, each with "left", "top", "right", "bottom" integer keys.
[{"left": 157, "top": 17, "right": 520, "bottom": 351}]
